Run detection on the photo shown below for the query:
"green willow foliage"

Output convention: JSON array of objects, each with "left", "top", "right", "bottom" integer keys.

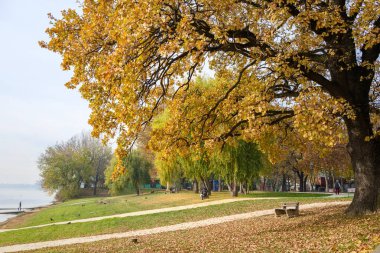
[{"left": 105, "top": 151, "right": 152, "bottom": 196}]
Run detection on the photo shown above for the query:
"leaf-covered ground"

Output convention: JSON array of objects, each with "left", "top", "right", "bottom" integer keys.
[{"left": 29, "top": 205, "right": 380, "bottom": 253}]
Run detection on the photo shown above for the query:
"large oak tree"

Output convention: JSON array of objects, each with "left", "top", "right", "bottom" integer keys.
[{"left": 41, "top": 0, "right": 379, "bottom": 215}]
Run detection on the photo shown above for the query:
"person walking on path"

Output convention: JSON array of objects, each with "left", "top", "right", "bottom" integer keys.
[{"left": 334, "top": 180, "right": 341, "bottom": 195}]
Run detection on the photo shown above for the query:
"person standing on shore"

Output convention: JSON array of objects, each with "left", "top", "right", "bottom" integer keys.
[
  {"left": 19, "top": 201, "right": 21, "bottom": 211},
  {"left": 334, "top": 180, "right": 341, "bottom": 195}
]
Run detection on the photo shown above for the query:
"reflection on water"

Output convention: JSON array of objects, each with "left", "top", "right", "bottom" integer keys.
[{"left": 0, "top": 184, "right": 54, "bottom": 223}]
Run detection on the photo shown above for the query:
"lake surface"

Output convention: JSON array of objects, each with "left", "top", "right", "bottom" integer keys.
[{"left": 0, "top": 184, "right": 54, "bottom": 222}]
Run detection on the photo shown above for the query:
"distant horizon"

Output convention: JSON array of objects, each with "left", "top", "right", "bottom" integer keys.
[{"left": 0, "top": 183, "right": 41, "bottom": 187}]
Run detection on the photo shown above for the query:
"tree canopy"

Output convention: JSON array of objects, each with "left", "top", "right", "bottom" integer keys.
[
  {"left": 38, "top": 133, "right": 112, "bottom": 200},
  {"left": 42, "top": 0, "right": 380, "bottom": 215}
]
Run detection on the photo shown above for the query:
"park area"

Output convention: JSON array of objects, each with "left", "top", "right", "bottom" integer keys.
[
  {"left": 0, "top": 0, "right": 379, "bottom": 252},
  {"left": 0, "top": 191, "right": 379, "bottom": 252}
]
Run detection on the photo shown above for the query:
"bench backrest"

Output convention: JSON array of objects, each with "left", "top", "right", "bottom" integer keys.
[
  {"left": 347, "top": 188, "right": 355, "bottom": 193},
  {"left": 283, "top": 202, "right": 299, "bottom": 209}
]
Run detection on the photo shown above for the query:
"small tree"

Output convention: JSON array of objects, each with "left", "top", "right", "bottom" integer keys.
[
  {"left": 38, "top": 136, "right": 92, "bottom": 201},
  {"left": 106, "top": 151, "right": 152, "bottom": 195},
  {"left": 81, "top": 133, "right": 112, "bottom": 195},
  {"left": 39, "top": 134, "right": 112, "bottom": 200}
]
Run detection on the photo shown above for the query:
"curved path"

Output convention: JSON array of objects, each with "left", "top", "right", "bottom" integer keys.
[
  {"left": 0, "top": 201, "right": 350, "bottom": 253},
  {"left": 0, "top": 198, "right": 268, "bottom": 233}
]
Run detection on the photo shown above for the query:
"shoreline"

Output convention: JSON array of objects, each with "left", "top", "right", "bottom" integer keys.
[{"left": 0, "top": 203, "right": 54, "bottom": 228}]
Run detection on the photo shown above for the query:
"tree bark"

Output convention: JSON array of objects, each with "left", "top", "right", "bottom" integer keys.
[
  {"left": 193, "top": 179, "right": 199, "bottom": 194},
  {"left": 232, "top": 182, "right": 238, "bottom": 197},
  {"left": 200, "top": 176, "right": 212, "bottom": 195},
  {"left": 231, "top": 177, "right": 238, "bottom": 197},
  {"left": 282, "top": 173, "right": 287, "bottom": 192},
  {"left": 263, "top": 177, "right": 266, "bottom": 191},
  {"left": 207, "top": 179, "right": 212, "bottom": 196},
  {"left": 295, "top": 169, "right": 305, "bottom": 192},
  {"left": 303, "top": 175, "right": 308, "bottom": 192},
  {"left": 226, "top": 183, "right": 232, "bottom": 192},
  {"left": 299, "top": 172, "right": 304, "bottom": 192},
  {"left": 218, "top": 176, "right": 222, "bottom": 192},
  {"left": 135, "top": 183, "right": 140, "bottom": 196},
  {"left": 345, "top": 114, "right": 380, "bottom": 215},
  {"left": 93, "top": 172, "right": 99, "bottom": 196}
]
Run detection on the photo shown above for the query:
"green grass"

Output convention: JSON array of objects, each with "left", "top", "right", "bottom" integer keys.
[
  {"left": 11, "top": 191, "right": 332, "bottom": 229},
  {"left": 13, "top": 191, "right": 233, "bottom": 228},
  {"left": 0, "top": 197, "right": 350, "bottom": 247}
]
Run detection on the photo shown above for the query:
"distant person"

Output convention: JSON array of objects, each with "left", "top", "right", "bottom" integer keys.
[
  {"left": 19, "top": 201, "right": 22, "bottom": 211},
  {"left": 334, "top": 180, "right": 341, "bottom": 195}
]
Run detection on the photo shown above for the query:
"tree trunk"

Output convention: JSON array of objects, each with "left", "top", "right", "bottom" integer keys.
[
  {"left": 231, "top": 176, "right": 238, "bottom": 197},
  {"left": 206, "top": 179, "right": 212, "bottom": 196},
  {"left": 166, "top": 181, "right": 170, "bottom": 192},
  {"left": 263, "top": 177, "right": 266, "bottom": 191},
  {"left": 232, "top": 182, "right": 238, "bottom": 197},
  {"left": 93, "top": 159, "right": 102, "bottom": 196},
  {"left": 345, "top": 115, "right": 380, "bottom": 215},
  {"left": 282, "top": 173, "right": 287, "bottom": 192},
  {"left": 93, "top": 172, "right": 99, "bottom": 196},
  {"left": 135, "top": 183, "right": 140, "bottom": 196},
  {"left": 200, "top": 176, "right": 211, "bottom": 195},
  {"left": 295, "top": 170, "right": 305, "bottom": 192},
  {"left": 226, "top": 183, "right": 231, "bottom": 192},
  {"left": 303, "top": 175, "right": 308, "bottom": 192},
  {"left": 193, "top": 179, "right": 199, "bottom": 194},
  {"left": 287, "top": 176, "right": 291, "bottom": 191},
  {"left": 218, "top": 176, "right": 222, "bottom": 192}
]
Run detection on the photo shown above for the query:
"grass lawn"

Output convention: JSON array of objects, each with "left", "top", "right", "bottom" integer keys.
[
  {"left": 30, "top": 205, "right": 379, "bottom": 253},
  {"left": 2, "top": 191, "right": 332, "bottom": 229},
  {"left": 3, "top": 191, "right": 234, "bottom": 228},
  {"left": 0, "top": 197, "right": 349, "bottom": 247}
]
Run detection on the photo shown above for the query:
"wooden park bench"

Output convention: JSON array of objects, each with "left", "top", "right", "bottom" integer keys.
[{"left": 275, "top": 202, "right": 300, "bottom": 218}]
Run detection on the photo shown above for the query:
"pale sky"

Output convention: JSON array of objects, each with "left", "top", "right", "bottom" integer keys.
[{"left": 0, "top": 1, "right": 91, "bottom": 184}]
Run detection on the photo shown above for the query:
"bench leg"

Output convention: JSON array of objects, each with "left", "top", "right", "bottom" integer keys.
[
  {"left": 275, "top": 209, "right": 286, "bottom": 217},
  {"left": 286, "top": 209, "right": 299, "bottom": 218}
]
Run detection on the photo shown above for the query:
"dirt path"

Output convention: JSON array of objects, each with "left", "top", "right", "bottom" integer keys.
[
  {"left": 0, "top": 198, "right": 267, "bottom": 233},
  {"left": 0, "top": 201, "right": 350, "bottom": 253}
]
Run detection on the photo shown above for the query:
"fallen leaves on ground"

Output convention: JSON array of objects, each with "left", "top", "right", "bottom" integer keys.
[{"left": 30, "top": 205, "right": 380, "bottom": 253}]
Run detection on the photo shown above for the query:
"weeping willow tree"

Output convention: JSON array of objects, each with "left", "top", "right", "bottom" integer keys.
[
  {"left": 154, "top": 153, "right": 183, "bottom": 191},
  {"left": 211, "top": 140, "right": 264, "bottom": 196},
  {"left": 105, "top": 151, "right": 151, "bottom": 195}
]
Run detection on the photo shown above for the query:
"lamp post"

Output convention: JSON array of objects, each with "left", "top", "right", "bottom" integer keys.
[{"left": 310, "top": 162, "right": 314, "bottom": 192}]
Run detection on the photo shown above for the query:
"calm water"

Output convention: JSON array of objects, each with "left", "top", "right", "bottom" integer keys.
[{"left": 0, "top": 184, "right": 54, "bottom": 222}]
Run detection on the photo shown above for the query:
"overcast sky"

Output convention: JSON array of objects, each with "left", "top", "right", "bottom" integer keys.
[{"left": 0, "top": 1, "right": 91, "bottom": 184}]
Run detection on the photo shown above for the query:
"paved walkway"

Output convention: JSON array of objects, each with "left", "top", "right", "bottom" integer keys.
[
  {"left": 327, "top": 193, "right": 351, "bottom": 198},
  {"left": 0, "top": 198, "right": 265, "bottom": 233},
  {"left": 0, "top": 201, "right": 350, "bottom": 253}
]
